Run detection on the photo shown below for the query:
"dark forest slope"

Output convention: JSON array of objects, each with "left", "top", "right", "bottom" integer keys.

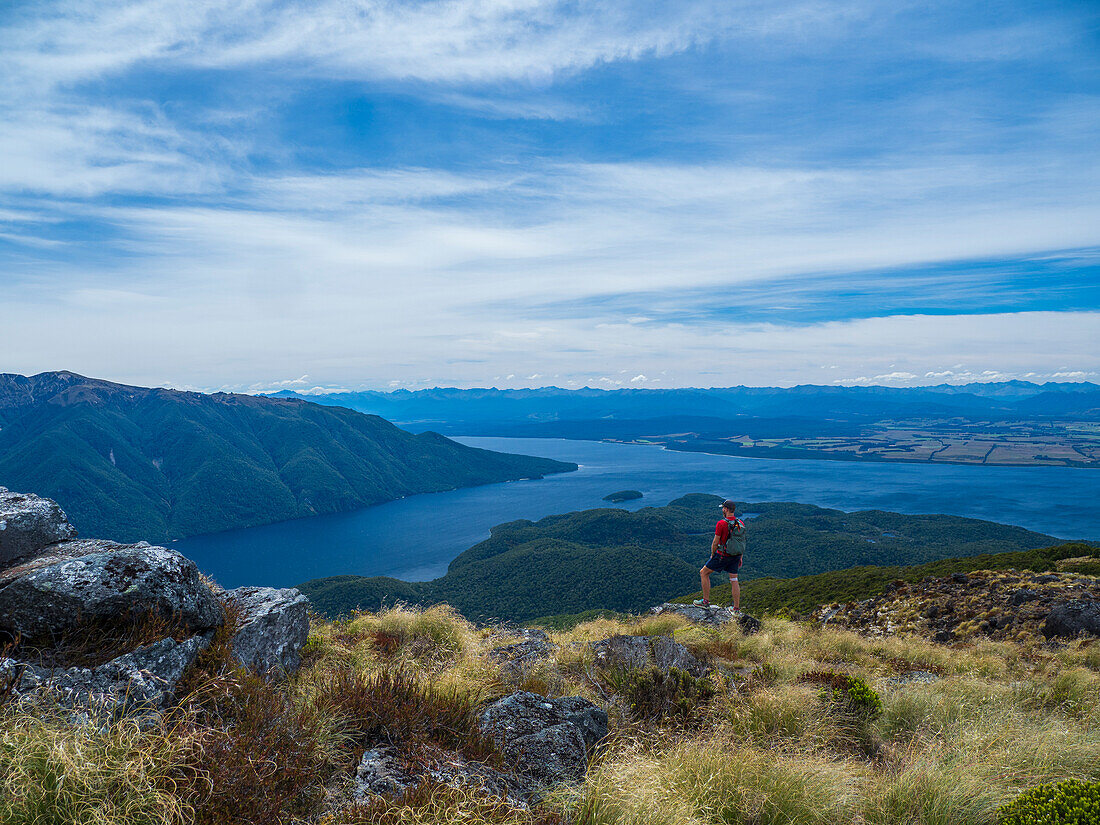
[
  {"left": 0, "top": 372, "right": 575, "bottom": 543},
  {"left": 299, "top": 494, "right": 1060, "bottom": 622}
]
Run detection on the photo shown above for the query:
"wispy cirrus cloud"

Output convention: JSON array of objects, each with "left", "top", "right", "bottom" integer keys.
[{"left": 1, "top": 0, "right": 1098, "bottom": 389}]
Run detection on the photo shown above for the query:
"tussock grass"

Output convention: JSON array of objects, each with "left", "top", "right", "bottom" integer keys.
[
  {"left": 561, "top": 735, "right": 858, "bottom": 825},
  {"left": 300, "top": 666, "right": 500, "bottom": 765},
  {"left": 2, "top": 597, "right": 1098, "bottom": 825},
  {"left": 328, "top": 781, "right": 565, "bottom": 824},
  {"left": 0, "top": 705, "right": 194, "bottom": 825}
]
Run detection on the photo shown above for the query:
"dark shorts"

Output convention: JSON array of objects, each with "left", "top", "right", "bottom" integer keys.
[{"left": 704, "top": 553, "right": 742, "bottom": 574}]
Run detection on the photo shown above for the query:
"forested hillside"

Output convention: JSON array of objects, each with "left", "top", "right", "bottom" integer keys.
[
  {"left": 299, "top": 494, "right": 1060, "bottom": 622},
  {"left": 0, "top": 372, "right": 575, "bottom": 543}
]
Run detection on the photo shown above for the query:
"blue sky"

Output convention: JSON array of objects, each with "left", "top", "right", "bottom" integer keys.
[{"left": 2, "top": 0, "right": 1098, "bottom": 391}]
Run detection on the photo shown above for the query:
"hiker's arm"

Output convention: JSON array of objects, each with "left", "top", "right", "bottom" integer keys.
[{"left": 711, "top": 532, "right": 721, "bottom": 552}]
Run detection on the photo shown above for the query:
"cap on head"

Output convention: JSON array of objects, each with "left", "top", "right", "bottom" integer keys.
[{"left": 721, "top": 500, "right": 736, "bottom": 512}]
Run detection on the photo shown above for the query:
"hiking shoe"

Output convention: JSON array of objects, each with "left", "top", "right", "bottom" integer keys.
[
  {"left": 692, "top": 599, "right": 710, "bottom": 608},
  {"left": 730, "top": 609, "right": 744, "bottom": 618}
]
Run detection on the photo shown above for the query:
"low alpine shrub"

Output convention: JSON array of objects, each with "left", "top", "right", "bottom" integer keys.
[
  {"left": 174, "top": 670, "right": 333, "bottom": 825},
  {"left": 603, "top": 666, "right": 715, "bottom": 722},
  {"left": 798, "top": 671, "right": 883, "bottom": 720},
  {"left": 997, "top": 779, "right": 1100, "bottom": 825}
]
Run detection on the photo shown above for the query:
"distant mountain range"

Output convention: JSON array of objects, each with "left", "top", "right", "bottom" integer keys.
[
  {"left": 269, "top": 381, "right": 1100, "bottom": 434},
  {"left": 298, "top": 494, "right": 1062, "bottom": 622},
  {"left": 0, "top": 372, "right": 576, "bottom": 543}
]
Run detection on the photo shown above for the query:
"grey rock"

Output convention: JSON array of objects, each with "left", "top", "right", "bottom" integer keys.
[
  {"left": 818, "top": 606, "right": 842, "bottom": 625},
  {"left": 491, "top": 638, "right": 556, "bottom": 661},
  {"left": 490, "top": 636, "right": 557, "bottom": 666},
  {"left": 1041, "top": 600, "right": 1100, "bottom": 639},
  {"left": 590, "top": 634, "right": 651, "bottom": 669},
  {"left": 1010, "top": 588, "right": 1040, "bottom": 607},
  {"left": 518, "top": 628, "right": 550, "bottom": 643},
  {"left": 0, "top": 489, "right": 77, "bottom": 570},
  {"left": 491, "top": 635, "right": 558, "bottom": 682},
  {"left": 354, "top": 745, "right": 536, "bottom": 807},
  {"left": 651, "top": 635, "right": 709, "bottom": 677},
  {"left": 951, "top": 573, "right": 970, "bottom": 584},
  {"left": 650, "top": 602, "right": 762, "bottom": 634},
  {"left": 590, "top": 634, "right": 710, "bottom": 678},
  {"left": 220, "top": 586, "right": 310, "bottom": 675},
  {"left": 0, "top": 540, "right": 223, "bottom": 638},
  {"left": 0, "top": 634, "right": 209, "bottom": 716},
  {"left": 880, "top": 670, "right": 942, "bottom": 689},
  {"left": 479, "top": 691, "right": 608, "bottom": 787},
  {"left": 355, "top": 747, "right": 416, "bottom": 798}
]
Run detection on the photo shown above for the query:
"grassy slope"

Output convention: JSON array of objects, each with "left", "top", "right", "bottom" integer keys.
[
  {"left": 675, "top": 540, "right": 1099, "bottom": 615},
  {"left": 299, "top": 494, "right": 1061, "bottom": 622},
  {"left": 4, "top": 601, "right": 1098, "bottom": 825},
  {"left": 0, "top": 373, "right": 575, "bottom": 543}
]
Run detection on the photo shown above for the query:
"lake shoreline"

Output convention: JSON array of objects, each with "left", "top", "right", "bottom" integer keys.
[{"left": 174, "top": 437, "right": 1098, "bottom": 590}]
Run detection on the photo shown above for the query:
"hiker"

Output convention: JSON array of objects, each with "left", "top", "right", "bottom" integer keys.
[{"left": 693, "top": 499, "right": 745, "bottom": 612}]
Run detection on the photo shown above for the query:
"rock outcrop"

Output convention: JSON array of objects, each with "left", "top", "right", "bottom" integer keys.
[
  {"left": 813, "top": 569, "right": 1100, "bottom": 643},
  {"left": 0, "top": 487, "right": 77, "bottom": 567},
  {"left": 354, "top": 745, "right": 536, "bottom": 807},
  {"left": 650, "top": 602, "right": 762, "bottom": 634},
  {"left": 1042, "top": 600, "right": 1100, "bottom": 639},
  {"left": 0, "top": 488, "right": 314, "bottom": 717},
  {"left": 590, "top": 633, "right": 709, "bottom": 678},
  {"left": 0, "top": 540, "right": 223, "bottom": 639},
  {"left": 1, "top": 634, "right": 209, "bottom": 716},
  {"left": 478, "top": 691, "right": 608, "bottom": 787},
  {"left": 220, "top": 586, "right": 311, "bottom": 675},
  {"left": 490, "top": 628, "right": 558, "bottom": 679}
]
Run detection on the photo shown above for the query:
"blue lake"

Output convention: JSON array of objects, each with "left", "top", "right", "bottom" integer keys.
[{"left": 175, "top": 437, "right": 1099, "bottom": 589}]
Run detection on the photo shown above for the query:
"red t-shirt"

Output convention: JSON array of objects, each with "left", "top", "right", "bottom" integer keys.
[{"left": 714, "top": 519, "right": 731, "bottom": 553}]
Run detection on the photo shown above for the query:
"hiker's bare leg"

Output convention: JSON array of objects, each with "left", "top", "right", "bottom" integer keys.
[
  {"left": 700, "top": 566, "right": 713, "bottom": 602},
  {"left": 730, "top": 574, "right": 740, "bottom": 610}
]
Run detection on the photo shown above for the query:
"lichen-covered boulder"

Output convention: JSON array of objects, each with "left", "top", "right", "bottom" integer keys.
[
  {"left": 490, "top": 629, "right": 559, "bottom": 682},
  {"left": 219, "top": 586, "right": 310, "bottom": 674},
  {"left": 478, "top": 691, "right": 608, "bottom": 787},
  {"left": 0, "top": 540, "right": 223, "bottom": 638},
  {"left": 651, "top": 635, "right": 709, "bottom": 677},
  {"left": 0, "top": 634, "right": 209, "bottom": 716},
  {"left": 491, "top": 628, "right": 556, "bottom": 663},
  {"left": 650, "top": 602, "right": 762, "bottom": 634},
  {"left": 590, "top": 634, "right": 651, "bottom": 670},
  {"left": 590, "top": 634, "right": 710, "bottom": 678},
  {"left": 0, "top": 488, "right": 77, "bottom": 569},
  {"left": 1042, "top": 601, "right": 1100, "bottom": 639},
  {"left": 354, "top": 745, "right": 536, "bottom": 807}
]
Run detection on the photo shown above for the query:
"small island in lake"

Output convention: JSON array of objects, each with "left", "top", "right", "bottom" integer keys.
[{"left": 603, "top": 489, "right": 643, "bottom": 503}]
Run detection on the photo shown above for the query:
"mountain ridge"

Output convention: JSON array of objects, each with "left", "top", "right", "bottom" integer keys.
[{"left": 0, "top": 372, "right": 576, "bottom": 543}]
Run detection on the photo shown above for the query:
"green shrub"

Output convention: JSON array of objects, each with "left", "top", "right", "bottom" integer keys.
[
  {"left": 798, "top": 671, "right": 883, "bottom": 720},
  {"left": 998, "top": 779, "right": 1100, "bottom": 825},
  {"left": 175, "top": 670, "right": 333, "bottom": 825},
  {"left": 603, "top": 666, "right": 715, "bottom": 722}
]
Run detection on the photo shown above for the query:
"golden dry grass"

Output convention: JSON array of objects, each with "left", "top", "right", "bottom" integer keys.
[{"left": 2, "top": 600, "right": 1097, "bottom": 825}]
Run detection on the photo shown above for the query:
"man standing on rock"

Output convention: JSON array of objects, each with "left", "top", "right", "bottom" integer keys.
[{"left": 694, "top": 499, "right": 746, "bottom": 612}]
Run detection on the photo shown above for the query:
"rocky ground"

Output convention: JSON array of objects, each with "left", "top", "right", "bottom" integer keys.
[
  {"left": 0, "top": 486, "right": 309, "bottom": 714},
  {"left": 2, "top": 485, "right": 1098, "bottom": 824},
  {"left": 813, "top": 568, "right": 1100, "bottom": 644}
]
